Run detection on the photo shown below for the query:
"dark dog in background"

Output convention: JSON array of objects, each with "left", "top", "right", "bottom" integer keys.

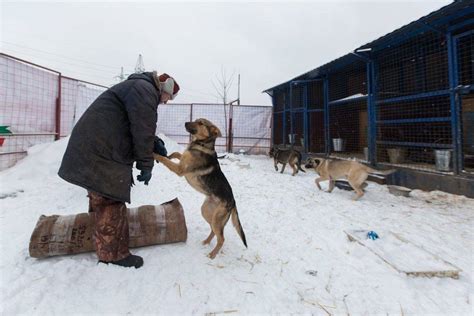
[
  {"left": 269, "top": 147, "right": 306, "bottom": 176},
  {"left": 154, "top": 118, "right": 247, "bottom": 259}
]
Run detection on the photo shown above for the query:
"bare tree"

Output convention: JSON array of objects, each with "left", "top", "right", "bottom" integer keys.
[{"left": 212, "top": 66, "right": 235, "bottom": 105}]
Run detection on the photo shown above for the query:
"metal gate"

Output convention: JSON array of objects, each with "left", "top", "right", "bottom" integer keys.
[{"left": 454, "top": 30, "right": 474, "bottom": 175}]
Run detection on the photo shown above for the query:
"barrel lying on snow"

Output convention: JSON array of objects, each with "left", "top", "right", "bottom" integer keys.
[{"left": 29, "top": 198, "right": 187, "bottom": 258}]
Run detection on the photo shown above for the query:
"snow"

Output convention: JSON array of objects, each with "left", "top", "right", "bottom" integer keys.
[
  {"left": 1, "top": 135, "right": 473, "bottom": 315},
  {"left": 331, "top": 93, "right": 367, "bottom": 103}
]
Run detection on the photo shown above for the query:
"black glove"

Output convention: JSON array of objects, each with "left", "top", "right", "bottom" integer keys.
[
  {"left": 153, "top": 136, "right": 167, "bottom": 157},
  {"left": 136, "top": 169, "right": 152, "bottom": 185}
]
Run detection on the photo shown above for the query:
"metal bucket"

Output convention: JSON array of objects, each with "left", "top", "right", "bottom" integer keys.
[
  {"left": 288, "top": 133, "right": 297, "bottom": 144},
  {"left": 386, "top": 148, "right": 407, "bottom": 164},
  {"left": 434, "top": 149, "right": 452, "bottom": 172},
  {"left": 332, "top": 138, "right": 345, "bottom": 152}
]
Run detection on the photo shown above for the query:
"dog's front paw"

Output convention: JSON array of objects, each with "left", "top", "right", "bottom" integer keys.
[{"left": 153, "top": 153, "right": 165, "bottom": 162}]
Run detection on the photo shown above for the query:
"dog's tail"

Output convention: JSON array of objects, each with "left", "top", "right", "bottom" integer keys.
[
  {"left": 364, "top": 166, "right": 396, "bottom": 175},
  {"left": 297, "top": 153, "right": 306, "bottom": 173},
  {"left": 231, "top": 207, "right": 247, "bottom": 248}
]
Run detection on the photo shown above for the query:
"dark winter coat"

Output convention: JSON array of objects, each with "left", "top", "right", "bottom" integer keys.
[{"left": 58, "top": 72, "right": 160, "bottom": 203}]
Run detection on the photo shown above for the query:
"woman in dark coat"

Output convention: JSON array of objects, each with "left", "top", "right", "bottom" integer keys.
[{"left": 58, "top": 71, "right": 179, "bottom": 268}]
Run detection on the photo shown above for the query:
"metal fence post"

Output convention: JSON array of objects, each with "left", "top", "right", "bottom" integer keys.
[
  {"left": 289, "top": 83, "right": 294, "bottom": 145},
  {"left": 367, "top": 60, "right": 377, "bottom": 166},
  {"left": 55, "top": 73, "right": 62, "bottom": 140},
  {"left": 189, "top": 103, "right": 194, "bottom": 144},
  {"left": 323, "top": 76, "right": 330, "bottom": 155},
  {"left": 282, "top": 88, "right": 287, "bottom": 146},
  {"left": 447, "top": 32, "right": 462, "bottom": 174},
  {"left": 303, "top": 83, "right": 309, "bottom": 152},
  {"left": 227, "top": 102, "right": 234, "bottom": 153}
]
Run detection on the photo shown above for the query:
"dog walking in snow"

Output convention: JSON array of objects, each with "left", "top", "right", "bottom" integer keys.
[
  {"left": 305, "top": 157, "right": 395, "bottom": 200},
  {"left": 269, "top": 146, "right": 306, "bottom": 176},
  {"left": 154, "top": 118, "right": 247, "bottom": 259}
]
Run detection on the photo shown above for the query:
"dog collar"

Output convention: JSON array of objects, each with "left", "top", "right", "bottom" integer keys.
[{"left": 190, "top": 144, "right": 215, "bottom": 156}]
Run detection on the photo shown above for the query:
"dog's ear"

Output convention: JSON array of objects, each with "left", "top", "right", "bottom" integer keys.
[{"left": 209, "top": 126, "right": 222, "bottom": 138}]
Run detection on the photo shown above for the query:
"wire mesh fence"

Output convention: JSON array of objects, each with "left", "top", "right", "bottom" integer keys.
[
  {"left": 373, "top": 30, "right": 452, "bottom": 172},
  {"left": 270, "top": 21, "right": 474, "bottom": 177},
  {"left": 377, "top": 31, "right": 448, "bottom": 100},
  {"left": 329, "top": 100, "right": 368, "bottom": 161},
  {"left": 307, "top": 80, "right": 325, "bottom": 153},
  {"left": 0, "top": 53, "right": 272, "bottom": 170},
  {"left": 457, "top": 32, "right": 474, "bottom": 174},
  {"left": 327, "top": 60, "right": 368, "bottom": 160},
  {"left": 60, "top": 77, "right": 107, "bottom": 138},
  {"left": 0, "top": 54, "right": 60, "bottom": 169},
  {"left": 157, "top": 103, "right": 272, "bottom": 155},
  {"left": 231, "top": 105, "right": 272, "bottom": 154}
]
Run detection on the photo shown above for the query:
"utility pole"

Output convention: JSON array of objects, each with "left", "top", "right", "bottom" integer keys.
[
  {"left": 237, "top": 73, "right": 241, "bottom": 105},
  {"left": 115, "top": 67, "right": 126, "bottom": 82},
  {"left": 135, "top": 54, "right": 145, "bottom": 73}
]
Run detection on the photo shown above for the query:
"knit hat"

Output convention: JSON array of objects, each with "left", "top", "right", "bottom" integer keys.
[{"left": 153, "top": 72, "right": 180, "bottom": 100}]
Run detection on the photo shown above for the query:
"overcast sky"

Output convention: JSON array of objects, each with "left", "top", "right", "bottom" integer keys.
[{"left": 1, "top": 0, "right": 451, "bottom": 105}]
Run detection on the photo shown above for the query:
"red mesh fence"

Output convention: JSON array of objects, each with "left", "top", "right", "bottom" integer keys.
[
  {"left": 0, "top": 54, "right": 59, "bottom": 169},
  {"left": 0, "top": 54, "right": 106, "bottom": 170},
  {"left": 1, "top": 54, "right": 271, "bottom": 170}
]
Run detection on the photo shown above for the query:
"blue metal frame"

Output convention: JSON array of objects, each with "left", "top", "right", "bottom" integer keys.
[
  {"left": 377, "top": 141, "right": 453, "bottom": 149},
  {"left": 289, "top": 83, "right": 293, "bottom": 144},
  {"left": 452, "top": 29, "right": 474, "bottom": 175},
  {"left": 323, "top": 76, "right": 330, "bottom": 155},
  {"left": 377, "top": 117, "right": 451, "bottom": 125},
  {"left": 377, "top": 90, "right": 451, "bottom": 104},
  {"left": 267, "top": 4, "right": 474, "bottom": 178},
  {"left": 303, "top": 83, "right": 309, "bottom": 151},
  {"left": 448, "top": 18, "right": 474, "bottom": 32},
  {"left": 447, "top": 31, "right": 462, "bottom": 174},
  {"left": 282, "top": 89, "right": 287, "bottom": 145},
  {"left": 367, "top": 59, "right": 377, "bottom": 165},
  {"left": 328, "top": 95, "right": 368, "bottom": 106},
  {"left": 271, "top": 93, "right": 276, "bottom": 146}
]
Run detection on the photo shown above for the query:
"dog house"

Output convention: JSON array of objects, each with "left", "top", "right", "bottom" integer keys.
[{"left": 264, "top": 1, "right": 474, "bottom": 197}]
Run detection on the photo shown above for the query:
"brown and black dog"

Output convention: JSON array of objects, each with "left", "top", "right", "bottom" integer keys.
[
  {"left": 269, "top": 147, "right": 305, "bottom": 176},
  {"left": 154, "top": 118, "right": 247, "bottom": 259}
]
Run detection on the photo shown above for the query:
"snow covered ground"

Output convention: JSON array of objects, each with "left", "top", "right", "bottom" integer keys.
[{"left": 1, "top": 136, "right": 473, "bottom": 315}]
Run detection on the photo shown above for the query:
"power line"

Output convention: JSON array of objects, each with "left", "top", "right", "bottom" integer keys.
[
  {"left": 2, "top": 48, "right": 116, "bottom": 84},
  {"left": 1, "top": 41, "right": 134, "bottom": 72},
  {"left": 2, "top": 47, "right": 119, "bottom": 79}
]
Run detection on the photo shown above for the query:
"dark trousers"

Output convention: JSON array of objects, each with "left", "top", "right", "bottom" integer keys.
[{"left": 88, "top": 191, "right": 130, "bottom": 262}]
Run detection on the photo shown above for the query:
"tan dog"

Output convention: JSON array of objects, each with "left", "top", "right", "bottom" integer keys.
[
  {"left": 305, "top": 158, "right": 395, "bottom": 200},
  {"left": 154, "top": 118, "right": 247, "bottom": 259}
]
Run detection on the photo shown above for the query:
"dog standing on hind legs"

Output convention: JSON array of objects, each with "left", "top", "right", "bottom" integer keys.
[{"left": 154, "top": 118, "right": 247, "bottom": 259}]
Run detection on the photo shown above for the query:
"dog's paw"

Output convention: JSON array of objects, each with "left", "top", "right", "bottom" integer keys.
[{"left": 207, "top": 252, "right": 217, "bottom": 259}]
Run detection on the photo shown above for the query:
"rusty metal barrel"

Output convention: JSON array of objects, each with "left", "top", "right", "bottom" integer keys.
[{"left": 29, "top": 198, "right": 187, "bottom": 259}]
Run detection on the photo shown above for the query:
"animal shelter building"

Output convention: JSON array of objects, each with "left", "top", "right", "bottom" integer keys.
[{"left": 264, "top": 1, "right": 474, "bottom": 197}]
